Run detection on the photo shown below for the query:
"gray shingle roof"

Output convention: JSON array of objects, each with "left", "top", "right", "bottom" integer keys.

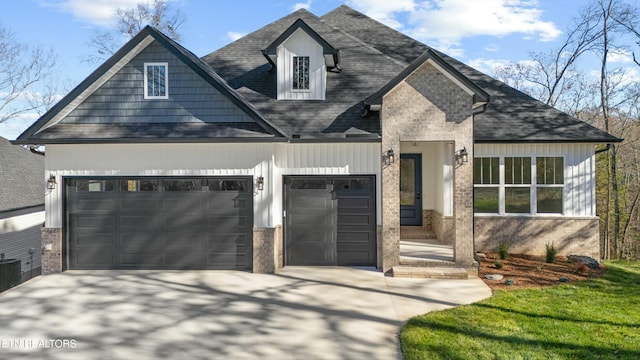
[
  {"left": 205, "top": 5, "right": 621, "bottom": 143},
  {"left": 0, "top": 137, "right": 44, "bottom": 212},
  {"left": 15, "top": 5, "right": 621, "bottom": 144}
]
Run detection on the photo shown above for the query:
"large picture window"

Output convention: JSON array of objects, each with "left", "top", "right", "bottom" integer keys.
[
  {"left": 144, "top": 62, "right": 168, "bottom": 99},
  {"left": 473, "top": 156, "right": 564, "bottom": 215},
  {"left": 292, "top": 56, "right": 310, "bottom": 90}
]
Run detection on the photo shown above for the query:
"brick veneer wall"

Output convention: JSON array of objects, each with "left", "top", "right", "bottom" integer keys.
[
  {"left": 381, "top": 62, "right": 476, "bottom": 272},
  {"left": 253, "top": 228, "right": 275, "bottom": 273},
  {"left": 474, "top": 216, "right": 601, "bottom": 259},
  {"left": 41, "top": 228, "right": 62, "bottom": 275}
]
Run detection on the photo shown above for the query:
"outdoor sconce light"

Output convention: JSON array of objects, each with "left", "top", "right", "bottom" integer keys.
[
  {"left": 257, "top": 176, "right": 264, "bottom": 191},
  {"left": 455, "top": 147, "right": 469, "bottom": 164},
  {"left": 383, "top": 149, "right": 395, "bottom": 165},
  {"left": 46, "top": 174, "right": 57, "bottom": 190}
]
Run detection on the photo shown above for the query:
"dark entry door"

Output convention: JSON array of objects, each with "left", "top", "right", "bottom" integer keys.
[
  {"left": 284, "top": 176, "right": 376, "bottom": 266},
  {"left": 400, "top": 154, "right": 422, "bottom": 226},
  {"left": 66, "top": 177, "right": 253, "bottom": 270}
]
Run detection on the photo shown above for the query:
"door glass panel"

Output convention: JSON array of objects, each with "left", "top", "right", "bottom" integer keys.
[
  {"left": 289, "top": 179, "right": 327, "bottom": 189},
  {"left": 163, "top": 179, "right": 203, "bottom": 191},
  {"left": 400, "top": 158, "right": 415, "bottom": 206},
  {"left": 76, "top": 179, "right": 114, "bottom": 192}
]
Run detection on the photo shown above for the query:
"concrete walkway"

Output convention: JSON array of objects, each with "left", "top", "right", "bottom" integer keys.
[{"left": 0, "top": 267, "right": 491, "bottom": 360}]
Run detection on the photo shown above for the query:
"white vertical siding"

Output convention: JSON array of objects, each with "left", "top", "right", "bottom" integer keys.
[
  {"left": 475, "top": 143, "right": 597, "bottom": 216},
  {"left": 46, "top": 142, "right": 382, "bottom": 229},
  {"left": 276, "top": 29, "right": 326, "bottom": 100}
]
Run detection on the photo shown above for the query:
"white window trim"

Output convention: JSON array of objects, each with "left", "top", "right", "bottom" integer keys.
[
  {"left": 144, "top": 62, "right": 169, "bottom": 100},
  {"left": 474, "top": 156, "right": 565, "bottom": 216}
]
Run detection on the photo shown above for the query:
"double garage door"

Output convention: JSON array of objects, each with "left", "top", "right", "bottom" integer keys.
[{"left": 66, "top": 177, "right": 252, "bottom": 270}]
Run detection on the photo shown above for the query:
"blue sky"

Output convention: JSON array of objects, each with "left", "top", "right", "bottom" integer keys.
[{"left": 1, "top": 0, "right": 637, "bottom": 139}]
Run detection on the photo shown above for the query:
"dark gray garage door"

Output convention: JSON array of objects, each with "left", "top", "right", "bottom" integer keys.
[
  {"left": 66, "top": 177, "right": 252, "bottom": 270},
  {"left": 284, "top": 176, "right": 376, "bottom": 266}
]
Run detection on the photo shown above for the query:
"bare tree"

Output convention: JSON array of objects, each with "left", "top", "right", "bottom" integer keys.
[
  {"left": 0, "top": 24, "right": 57, "bottom": 124},
  {"left": 85, "top": 0, "right": 186, "bottom": 64}
]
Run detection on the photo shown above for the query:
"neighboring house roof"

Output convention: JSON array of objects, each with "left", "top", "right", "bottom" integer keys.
[
  {"left": 0, "top": 137, "right": 44, "bottom": 212},
  {"left": 15, "top": 5, "right": 621, "bottom": 145}
]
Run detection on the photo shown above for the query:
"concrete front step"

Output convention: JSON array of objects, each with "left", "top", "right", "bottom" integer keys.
[
  {"left": 399, "top": 257, "right": 456, "bottom": 267},
  {"left": 391, "top": 265, "right": 469, "bottom": 279}
]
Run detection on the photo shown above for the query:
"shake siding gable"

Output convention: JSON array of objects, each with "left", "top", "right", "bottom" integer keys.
[{"left": 61, "top": 41, "right": 254, "bottom": 124}]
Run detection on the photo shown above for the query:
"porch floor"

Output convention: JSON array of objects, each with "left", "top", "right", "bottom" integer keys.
[{"left": 399, "top": 239, "right": 454, "bottom": 263}]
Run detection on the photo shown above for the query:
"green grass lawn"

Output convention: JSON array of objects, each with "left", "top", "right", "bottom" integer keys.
[{"left": 401, "top": 261, "right": 640, "bottom": 360}]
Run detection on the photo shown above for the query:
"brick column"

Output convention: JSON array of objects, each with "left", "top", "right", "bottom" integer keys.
[
  {"left": 253, "top": 228, "right": 275, "bottom": 273},
  {"left": 41, "top": 228, "right": 62, "bottom": 274}
]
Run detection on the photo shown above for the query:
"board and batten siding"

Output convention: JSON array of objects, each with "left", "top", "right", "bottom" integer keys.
[
  {"left": 45, "top": 142, "right": 381, "bottom": 228},
  {"left": 475, "top": 143, "right": 597, "bottom": 217},
  {"left": 0, "top": 207, "right": 44, "bottom": 275},
  {"left": 61, "top": 41, "right": 253, "bottom": 124},
  {"left": 277, "top": 29, "right": 326, "bottom": 100}
]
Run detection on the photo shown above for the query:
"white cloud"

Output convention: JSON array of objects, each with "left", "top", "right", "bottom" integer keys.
[
  {"left": 292, "top": 0, "right": 313, "bottom": 11},
  {"left": 227, "top": 31, "right": 247, "bottom": 42},
  {"left": 39, "top": 0, "right": 156, "bottom": 27},
  {"left": 347, "top": 0, "right": 416, "bottom": 29},
  {"left": 0, "top": 113, "right": 40, "bottom": 140},
  {"left": 608, "top": 49, "right": 633, "bottom": 63},
  {"left": 348, "top": 0, "right": 561, "bottom": 52}
]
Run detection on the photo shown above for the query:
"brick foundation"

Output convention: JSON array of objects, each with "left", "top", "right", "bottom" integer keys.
[{"left": 474, "top": 216, "right": 600, "bottom": 259}]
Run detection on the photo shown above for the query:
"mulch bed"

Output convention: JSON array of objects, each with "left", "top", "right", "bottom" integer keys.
[{"left": 479, "top": 253, "right": 607, "bottom": 291}]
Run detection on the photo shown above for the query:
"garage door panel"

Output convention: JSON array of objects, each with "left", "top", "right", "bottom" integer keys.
[
  {"left": 164, "top": 252, "right": 206, "bottom": 268},
  {"left": 120, "top": 215, "right": 160, "bottom": 228},
  {"left": 72, "top": 198, "right": 117, "bottom": 212},
  {"left": 119, "top": 253, "right": 164, "bottom": 266},
  {"left": 119, "top": 235, "right": 164, "bottom": 252},
  {"left": 119, "top": 197, "right": 159, "bottom": 211},
  {"left": 73, "top": 215, "right": 116, "bottom": 229},
  {"left": 337, "top": 214, "right": 372, "bottom": 226},
  {"left": 207, "top": 215, "right": 248, "bottom": 229},
  {"left": 73, "top": 249, "right": 114, "bottom": 266},
  {"left": 72, "top": 232, "right": 116, "bottom": 246},
  {"left": 67, "top": 176, "right": 253, "bottom": 270},
  {"left": 336, "top": 231, "right": 371, "bottom": 243}
]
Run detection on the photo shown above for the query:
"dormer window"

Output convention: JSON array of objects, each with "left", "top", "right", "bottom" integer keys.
[
  {"left": 144, "top": 62, "right": 168, "bottom": 99},
  {"left": 262, "top": 19, "right": 340, "bottom": 101},
  {"left": 293, "top": 56, "right": 310, "bottom": 90}
]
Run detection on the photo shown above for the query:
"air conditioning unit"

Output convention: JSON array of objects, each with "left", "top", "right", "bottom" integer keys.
[{"left": 0, "top": 259, "right": 21, "bottom": 292}]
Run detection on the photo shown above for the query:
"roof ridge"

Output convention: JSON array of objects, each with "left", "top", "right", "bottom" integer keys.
[{"left": 318, "top": 10, "right": 408, "bottom": 68}]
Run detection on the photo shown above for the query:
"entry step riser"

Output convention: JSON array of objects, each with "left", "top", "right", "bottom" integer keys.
[{"left": 391, "top": 266, "right": 469, "bottom": 279}]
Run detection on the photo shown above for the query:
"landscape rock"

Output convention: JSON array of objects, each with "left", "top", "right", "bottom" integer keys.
[
  {"left": 567, "top": 255, "right": 600, "bottom": 269},
  {"left": 484, "top": 274, "right": 504, "bottom": 281}
]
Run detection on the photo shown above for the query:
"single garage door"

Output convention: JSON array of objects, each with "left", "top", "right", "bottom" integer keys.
[
  {"left": 66, "top": 177, "right": 252, "bottom": 270},
  {"left": 284, "top": 176, "right": 376, "bottom": 266}
]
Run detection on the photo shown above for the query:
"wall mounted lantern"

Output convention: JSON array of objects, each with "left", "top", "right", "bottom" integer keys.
[
  {"left": 383, "top": 149, "right": 395, "bottom": 165},
  {"left": 46, "top": 174, "right": 57, "bottom": 190},
  {"left": 455, "top": 147, "right": 469, "bottom": 164},
  {"left": 257, "top": 176, "right": 264, "bottom": 191}
]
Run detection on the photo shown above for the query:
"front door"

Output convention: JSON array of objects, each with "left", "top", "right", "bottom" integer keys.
[{"left": 400, "top": 154, "right": 422, "bottom": 226}]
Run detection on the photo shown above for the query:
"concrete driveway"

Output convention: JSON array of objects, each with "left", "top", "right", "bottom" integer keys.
[{"left": 0, "top": 267, "right": 490, "bottom": 360}]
